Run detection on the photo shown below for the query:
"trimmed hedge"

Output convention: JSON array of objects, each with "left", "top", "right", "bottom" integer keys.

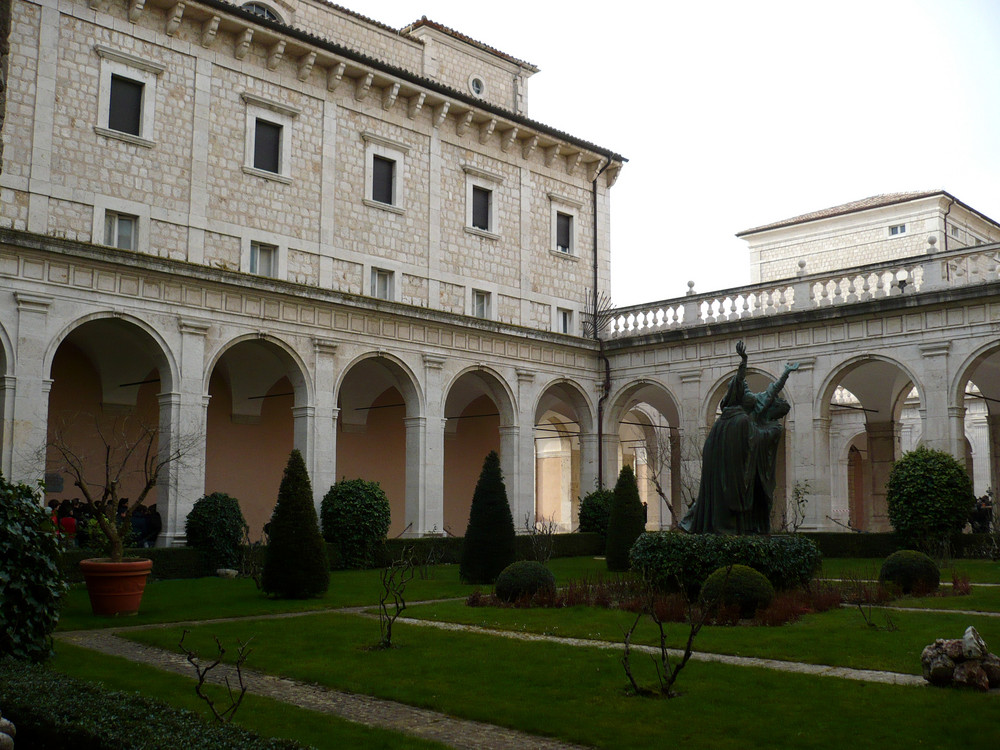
[
  {"left": 700, "top": 564, "right": 774, "bottom": 618},
  {"left": 800, "top": 532, "right": 993, "bottom": 559},
  {"left": 376, "top": 532, "right": 603, "bottom": 567},
  {"left": 879, "top": 550, "right": 940, "bottom": 594},
  {"left": 60, "top": 546, "right": 212, "bottom": 583},
  {"left": 0, "top": 658, "right": 307, "bottom": 749},
  {"left": 185, "top": 493, "right": 248, "bottom": 570},
  {"left": 460, "top": 451, "right": 517, "bottom": 584},
  {"left": 605, "top": 466, "right": 647, "bottom": 572},
  {"left": 320, "top": 479, "right": 391, "bottom": 569},
  {"left": 495, "top": 561, "right": 556, "bottom": 602},
  {"left": 630, "top": 532, "right": 822, "bottom": 593}
]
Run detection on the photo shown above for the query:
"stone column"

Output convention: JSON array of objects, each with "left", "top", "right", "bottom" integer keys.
[
  {"left": 403, "top": 416, "right": 428, "bottom": 536},
  {"left": 310, "top": 340, "right": 339, "bottom": 507},
  {"left": 420, "top": 354, "right": 447, "bottom": 536},
  {"left": 866, "top": 420, "right": 899, "bottom": 531},
  {"left": 0, "top": 375, "right": 15, "bottom": 479},
  {"left": 919, "top": 342, "right": 958, "bottom": 456},
  {"left": 10, "top": 293, "right": 53, "bottom": 484},
  {"left": 578, "top": 432, "right": 598, "bottom": 494},
  {"left": 669, "top": 430, "right": 682, "bottom": 527},
  {"left": 988, "top": 414, "right": 1000, "bottom": 497},
  {"left": 499, "top": 425, "right": 530, "bottom": 526},
  {"left": 811, "top": 416, "right": 832, "bottom": 530},
  {"left": 515, "top": 368, "right": 541, "bottom": 517},
  {"left": 600, "top": 431, "right": 620, "bottom": 489}
]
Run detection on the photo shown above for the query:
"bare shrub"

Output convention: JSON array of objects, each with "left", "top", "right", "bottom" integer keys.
[{"left": 179, "top": 630, "right": 253, "bottom": 723}]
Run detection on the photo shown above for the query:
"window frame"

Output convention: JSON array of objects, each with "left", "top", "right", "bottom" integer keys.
[
  {"left": 242, "top": 93, "right": 300, "bottom": 184},
  {"left": 556, "top": 307, "right": 574, "bottom": 335},
  {"left": 471, "top": 289, "right": 492, "bottom": 320},
  {"left": 463, "top": 164, "right": 503, "bottom": 239},
  {"left": 370, "top": 267, "right": 395, "bottom": 301},
  {"left": 363, "top": 133, "right": 409, "bottom": 214},
  {"left": 548, "top": 192, "right": 583, "bottom": 258},
  {"left": 94, "top": 45, "right": 164, "bottom": 148},
  {"left": 888, "top": 223, "right": 906, "bottom": 237},
  {"left": 249, "top": 241, "right": 278, "bottom": 278},
  {"left": 104, "top": 211, "right": 138, "bottom": 251}
]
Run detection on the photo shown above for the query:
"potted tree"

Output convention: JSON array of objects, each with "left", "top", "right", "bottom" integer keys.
[{"left": 46, "top": 415, "right": 194, "bottom": 615}]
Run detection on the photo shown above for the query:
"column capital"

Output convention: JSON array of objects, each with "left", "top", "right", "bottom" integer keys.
[
  {"left": 291, "top": 405, "right": 315, "bottom": 419},
  {"left": 313, "top": 338, "right": 338, "bottom": 356},
  {"left": 423, "top": 354, "right": 446, "bottom": 370},
  {"left": 403, "top": 416, "right": 426, "bottom": 428},
  {"left": 678, "top": 370, "right": 702, "bottom": 384},
  {"left": 812, "top": 416, "right": 831, "bottom": 430},
  {"left": 919, "top": 341, "right": 951, "bottom": 358},
  {"left": 515, "top": 368, "right": 535, "bottom": 384},
  {"left": 15, "top": 292, "right": 52, "bottom": 314},
  {"left": 178, "top": 317, "right": 210, "bottom": 336}
]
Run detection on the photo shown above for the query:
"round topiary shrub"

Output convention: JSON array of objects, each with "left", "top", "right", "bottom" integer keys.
[
  {"left": 879, "top": 550, "right": 940, "bottom": 594},
  {"left": 495, "top": 561, "right": 556, "bottom": 603},
  {"left": 185, "top": 492, "right": 248, "bottom": 570},
  {"left": 0, "top": 475, "right": 68, "bottom": 661},
  {"left": 578, "top": 487, "right": 613, "bottom": 546},
  {"left": 320, "top": 478, "right": 391, "bottom": 569},
  {"left": 886, "top": 445, "right": 975, "bottom": 554},
  {"left": 699, "top": 564, "right": 774, "bottom": 619}
]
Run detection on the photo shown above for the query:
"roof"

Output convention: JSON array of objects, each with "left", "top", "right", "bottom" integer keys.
[
  {"left": 737, "top": 191, "right": 954, "bottom": 236},
  {"left": 401, "top": 17, "right": 539, "bottom": 71}
]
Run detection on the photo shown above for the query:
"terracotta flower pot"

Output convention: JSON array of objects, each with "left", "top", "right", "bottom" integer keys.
[{"left": 79, "top": 558, "right": 153, "bottom": 616}]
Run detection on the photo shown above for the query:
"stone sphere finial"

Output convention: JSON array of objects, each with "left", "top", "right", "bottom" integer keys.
[
  {"left": 928, "top": 235, "right": 938, "bottom": 247},
  {"left": 686, "top": 280, "right": 695, "bottom": 296},
  {"left": 797, "top": 259, "right": 807, "bottom": 277}
]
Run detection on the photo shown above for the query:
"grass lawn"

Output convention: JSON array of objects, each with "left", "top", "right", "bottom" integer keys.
[
  {"left": 49, "top": 642, "right": 445, "bottom": 749},
  {"left": 118, "top": 612, "right": 1000, "bottom": 750}
]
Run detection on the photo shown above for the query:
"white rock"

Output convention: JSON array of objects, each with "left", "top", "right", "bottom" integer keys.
[{"left": 963, "top": 626, "right": 988, "bottom": 659}]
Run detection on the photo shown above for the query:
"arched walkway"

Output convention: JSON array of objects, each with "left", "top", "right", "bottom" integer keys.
[{"left": 534, "top": 380, "right": 593, "bottom": 531}]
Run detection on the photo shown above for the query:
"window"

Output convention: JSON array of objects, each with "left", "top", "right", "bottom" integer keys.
[
  {"left": 463, "top": 164, "right": 503, "bottom": 238},
  {"left": 371, "top": 268, "right": 394, "bottom": 300},
  {"left": 468, "top": 74, "right": 486, "bottom": 97},
  {"left": 253, "top": 118, "right": 282, "bottom": 174},
  {"left": 556, "top": 212, "right": 573, "bottom": 253},
  {"left": 241, "top": 1, "right": 281, "bottom": 21},
  {"left": 363, "top": 133, "right": 408, "bottom": 213},
  {"left": 94, "top": 45, "right": 164, "bottom": 148},
  {"left": 108, "top": 75, "right": 143, "bottom": 136},
  {"left": 472, "top": 186, "right": 491, "bottom": 231},
  {"left": 242, "top": 93, "right": 299, "bottom": 183},
  {"left": 557, "top": 308, "right": 573, "bottom": 334},
  {"left": 372, "top": 156, "right": 395, "bottom": 205},
  {"left": 889, "top": 224, "right": 906, "bottom": 236},
  {"left": 472, "top": 289, "right": 491, "bottom": 319},
  {"left": 549, "top": 192, "right": 582, "bottom": 257},
  {"left": 250, "top": 241, "right": 277, "bottom": 277},
  {"left": 951, "top": 225, "right": 960, "bottom": 238},
  {"left": 104, "top": 212, "right": 137, "bottom": 251}
]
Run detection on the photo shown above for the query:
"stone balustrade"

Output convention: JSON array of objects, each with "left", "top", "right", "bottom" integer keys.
[{"left": 607, "top": 243, "right": 1000, "bottom": 338}]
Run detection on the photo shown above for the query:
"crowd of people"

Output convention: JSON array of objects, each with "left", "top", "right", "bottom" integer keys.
[{"left": 47, "top": 498, "right": 162, "bottom": 548}]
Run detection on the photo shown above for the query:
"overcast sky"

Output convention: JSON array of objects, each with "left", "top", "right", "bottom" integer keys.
[{"left": 343, "top": 0, "right": 1000, "bottom": 306}]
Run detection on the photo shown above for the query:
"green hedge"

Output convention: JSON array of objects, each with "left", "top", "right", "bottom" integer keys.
[
  {"left": 60, "top": 547, "right": 212, "bottom": 583},
  {"left": 800, "top": 532, "right": 994, "bottom": 559},
  {"left": 375, "top": 532, "right": 603, "bottom": 569},
  {"left": 0, "top": 658, "right": 307, "bottom": 749},
  {"left": 630, "top": 532, "right": 822, "bottom": 592}
]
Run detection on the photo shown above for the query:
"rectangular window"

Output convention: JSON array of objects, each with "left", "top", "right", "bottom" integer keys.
[
  {"left": 372, "top": 155, "right": 395, "bottom": 205},
  {"left": 556, "top": 212, "right": 573, "bottom": 253},
  {"left": 371, "top": 268, "right": 393, "bottom": 300},
  {"left": 951, "top": 226, "right": 959, "bottom": 238},
  {"left": 250, "top": 241, "right": 277, "bottom": 277},
  {"left": 254, "top": 119, "right": 282, "bottom": 174},
  {"left": 104, "top": 211, "right": 137, "bottom": 251},
  {"left": 472, "top": 186, "right": 491, "bottom": 231},
  {"left": 557, "top": 308, "right": 573, "bottom": 334},
  {"left": 889, "top": 224, "right": 906, "bottom": 236},
  {"left": 108, "top": 75, "right": 143, "bottom": 136},
  {"left": 472, "top": 289, "right": 490, "bottom": 319}
]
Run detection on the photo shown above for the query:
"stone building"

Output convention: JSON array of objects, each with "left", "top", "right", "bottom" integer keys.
[
  {"left": 3, "top": 0, "right": 999, "bottom": 542},
  {"left": 740, "top": 190, "right": 1000, "bottom": 283}
]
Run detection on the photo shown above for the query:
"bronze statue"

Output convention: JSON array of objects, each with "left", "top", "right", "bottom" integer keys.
[{"left": 680, "top": 341, "right": 798, "bottom": 534}]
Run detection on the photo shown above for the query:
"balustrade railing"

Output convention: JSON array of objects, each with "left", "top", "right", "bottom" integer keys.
[{"left": 606, "top": 243, "right": 1000, "bottom": 338}]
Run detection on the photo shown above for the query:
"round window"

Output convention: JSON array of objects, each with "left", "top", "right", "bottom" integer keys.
[{"left": 469, "top": 75, "right": 486, "bottom": 97}]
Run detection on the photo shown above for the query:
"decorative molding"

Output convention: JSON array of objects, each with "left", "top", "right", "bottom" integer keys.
[
  {"left": 354, "top": 72, "right": 373, "bottom": 101},
  {"left": 326, "top": 62, "right": 346, "bottom": 91},
  {"left": 515, "top": 368, "right": 535, "bottom": 383},
  {"left": 501, "top": 127, "right": 518, "bottom": 153},
  {"left": 606, "top": 163, "right": 621, "bottom": 187},
  {"left": 94, "top": 126, "right": 154, "bottom": 149},
  {"left": 313, "top": 338, "right": 339, "bottom": 356},
  {"left": 566, "top": 151, "right": 582, "bottom": 176},
  {"left": 586, "top": 159, "right": 606, "bottom": 182},
  {"left": 521, "top": 134, "right": 538, "bottom": 159},
  {"left": 461, "top": 164, "right": 504, "bottom": 184},
  {"left": 478, "top": 117, "right": 496, "bottom": 144},
  {"left": 14, "top": 291, "right": 53, "bottom": 313},
  {"left": 234, "top": 28, "right": 253, "bottom": 60},
  {"left": 94, "top": 45, "right": 165, "bottom": 75},
  {"left": 407, "top": 92, "right": 426, "bottom": 119},
  {"left": 266, "top": 40, "right": 285, "bottom": 71},
  {"left": 201, "top": 16, "right": 220, "bottom": 47},
  {"left": 178, "top": 317, "right": 210, "bottom": 336},
  {"left": 241, "top": 92, "right": 301, "bottom": 118},
  {"left": 455, "top": 110, "right": 474, "bottom": 137},
  {"left": 423, "top": 353, "right": 446, "bottom": 369},
  {"left": 547, "top": 191, "right": 583, "bottom": 209},
  {"left": 544, "top": 144, "right": 562, "bottom": 167},
  {"left": 297, "top": 51, "right": 316, "bottom": 82},
  {"left": 361, "top": 131, "right": 409, "bottom": 153},
  {"left": 165, "top": 2, "right": 185, "bottom": 36},
  {"left": 382, "top": 82, "right": 400, "bottom": 111},
  {"left": 432, "top": 101, "right": 450, "bottom": 129},
  {"left": 919, "top": 341, "right": 951, "bottom": 357},
  {"left": 128, "top": 0, "right": 145, "bottom": 23}
]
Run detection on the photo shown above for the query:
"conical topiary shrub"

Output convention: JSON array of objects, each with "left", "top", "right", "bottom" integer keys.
[
  {"left": 262, "top": 449, "right": 330, "bottom": 598},
  {"left": 460, "top": 451, "right": 516, "bottom": 584},
  {"left": 605, "top": 465, "right": 647, "bottom": 572}
]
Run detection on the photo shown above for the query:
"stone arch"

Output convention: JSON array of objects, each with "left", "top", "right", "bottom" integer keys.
[
  {"left": 818, "top": 354, "right": 923, "bottom": 531},
  {"left": 0, "top": 319, "right": 14, "bottom": 477},
  {"left": 335, "top": 352, "right": 424, "bottom": 537},
  {"left": 44, "top": 314, "right": 179, "bottom": 539},
  {"left": 951, "top": 341, "right": 1000, "bottom": 494},
  {"left": 203, "top": 333, "right": 313, "bottom": 535},
  {"left": 533, "top": 378, "right": 594, "bottom": 531},
  {"left": 442, "top": 366, "right": 518, "bottom": 536},
  {"left": 606, "top": 379, "right": 682, "bottom": 529},
  {"left": 703, "top": 367, "right": 789, "bottom": 428}
]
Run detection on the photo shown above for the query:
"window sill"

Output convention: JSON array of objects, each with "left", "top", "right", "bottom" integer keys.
[
  {"left": 465, "top": 226, "right": 501, "bottom": 241},
  {"left": 94, "top": 126, "right": 154, "bottom": 149},
  {"left": 549, "top": 248, "right": 580, "bottom": 262},
  {"left": 363, "top": 198, "right": 405, "bottom": 215},
  {"left": 242, "top": 166, "right": 293, "bottom": 184}
]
